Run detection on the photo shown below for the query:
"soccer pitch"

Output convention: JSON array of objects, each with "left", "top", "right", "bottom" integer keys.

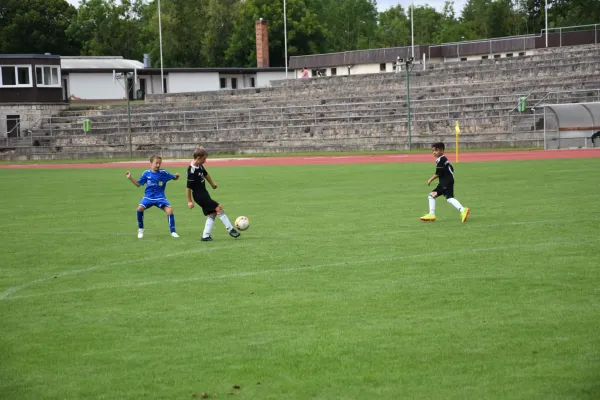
[{"left": 1, "top": 158, "right": 599, "bottom": 399}]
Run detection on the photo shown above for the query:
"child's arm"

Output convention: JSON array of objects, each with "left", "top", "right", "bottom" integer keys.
[
  {"left": 125, "top": 171, "right": 141, "bottom": 187},
  {"left": 172, "top": 173, "right": 180, "bottom": 181},
  {"left": 186, "top": 188, "right": 194, "bottom": 209},
  {"left": 205, "top": 174, "right": 218, "bottom": 189},
  {"left": 427, "top": 174, "right": 439, "bottom": 186}
]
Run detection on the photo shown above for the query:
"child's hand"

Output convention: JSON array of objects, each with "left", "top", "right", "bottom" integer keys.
[
  {"left": 125, "top": 171, "right": 131, "bottom": 178},
  {"left": 211, "top": 183, "right": 217, "bottom": 189},
  {"left": 427, "top": 178, "right": 432, "bottom": 186},
  {"left": 174, "top": 173, "right": 180, "bottom": 180},
  {"left": 188, "top": 201, "right": 194, "bottom": 209}
]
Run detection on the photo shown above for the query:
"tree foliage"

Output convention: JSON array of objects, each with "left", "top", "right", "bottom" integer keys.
[
  {"left": 1, "top": 0, "right": 598, "bottom": 67},
  {"left": 0, "top": 0, "right": 79, "bottom": 55}
]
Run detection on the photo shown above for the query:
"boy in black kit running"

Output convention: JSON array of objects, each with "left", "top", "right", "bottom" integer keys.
[
  {"left": 186, "top": 147, "right": 240, "bottom": 241},
  {"left": 420, "top": 142, "right": 470, "bottom": 223}
]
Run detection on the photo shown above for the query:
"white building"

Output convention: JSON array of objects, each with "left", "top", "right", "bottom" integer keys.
[{"left": 60, "top": 56, "right": 287, "bottom": 102}]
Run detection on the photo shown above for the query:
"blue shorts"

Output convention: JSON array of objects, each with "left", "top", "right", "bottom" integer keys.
[{"left": 139, "top": 197, "right": 171, "bottom": 210}]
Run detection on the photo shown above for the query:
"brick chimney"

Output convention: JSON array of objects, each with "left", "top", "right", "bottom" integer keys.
[{"left": 255, "top": 19, "right": 269, "bottom": 67}]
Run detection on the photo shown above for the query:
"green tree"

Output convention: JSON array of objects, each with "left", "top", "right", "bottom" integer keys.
[
  {"left": 66, "top": 0, "right": 146, "bottom": 60},
  {"left": 0, "top": 0, "right": 79, "bottom": 55},
  {"left": 225, "top": 0, "right": 328, "bottom": 67},
  {"left": 376, "top": 5, "right": 410, "bottom": 48}
]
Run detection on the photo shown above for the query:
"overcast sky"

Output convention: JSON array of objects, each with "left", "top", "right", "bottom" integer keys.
[{"left": 64, "top": 0, "right": 468, "bottom": 14}]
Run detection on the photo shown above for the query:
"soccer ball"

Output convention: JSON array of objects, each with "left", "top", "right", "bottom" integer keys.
[{"left": 235, "top": 216, "right": 249, "bottom": 231}]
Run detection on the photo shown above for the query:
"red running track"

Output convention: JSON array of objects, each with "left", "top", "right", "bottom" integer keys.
[{"left": 1, "top": 148, "right": 599, "bottom": 169}]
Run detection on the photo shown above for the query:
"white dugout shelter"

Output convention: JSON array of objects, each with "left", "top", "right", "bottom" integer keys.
[{"left": 543, "top": 103, "right": 600, "bottom": 149}]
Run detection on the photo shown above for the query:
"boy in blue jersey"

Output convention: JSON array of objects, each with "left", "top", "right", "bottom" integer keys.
[
  {"left": 125, "top": 155, "right": 180, "bottom": 238},
  {"left": 420, "top": 142, "right": 470, "bottom": 223}
]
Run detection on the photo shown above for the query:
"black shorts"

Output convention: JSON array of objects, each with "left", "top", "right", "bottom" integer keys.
[
  {"left": 192, "top": 191, "right": 220, "bottom": 216},
  {"left": 432, "top": 182, "right": 454, "bottom": 199}
]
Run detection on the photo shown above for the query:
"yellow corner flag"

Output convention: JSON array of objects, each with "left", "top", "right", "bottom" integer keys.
[{"left": 455, "top": 121, "right": 460, "bottom": 163}]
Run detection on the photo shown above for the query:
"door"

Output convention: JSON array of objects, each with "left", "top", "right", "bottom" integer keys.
[
  {"left": 62, "top": 77, "right": 69, "bottom": 102},
  {"left": 127, "top": 78, "right": 134, "bottom": 100},
  {"left": 7, "top": 115, "right": 20, "bottom": 138},
  {"left": 138, "top": 79, "right": 146, "bottom": 100}
]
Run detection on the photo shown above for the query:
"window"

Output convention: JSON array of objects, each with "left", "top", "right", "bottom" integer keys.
[
  {"left": 481, "top": 55, "right": 489, "bottom": 60},
  {"left": 331, "top": 67, "right": 337, "bottom": 76},
  {"left": 0, "top": 65, "right": 32, "bottom": 87},
  {"left": 493, "top": 54, "right": 501, "bottom": 59},
  {"left": 250, "top": 77, "right": 255, "bottom": 88},
  {"left": 380, "top": 63, "right": 387, "bottom": 72},
  {"left": 163, "top": 78, "right": 167, "bottom": 93},
  {"left": 506, "top": 53, "right": 513, "bottom": 57},
  {"left": 35, "top": 65, "right": 60, "bottom": 87},
  {"left": 518, "top": 52, "right": 526, "bottom": 56},
  {"left": 460, "top": 57, "right": 467, "bottom": 61},
  {"left": 220, "top": 77, "right": 226, "bottom": 89},
  {"left": 231, "top": 78, "right": 237, "bottom": 89}
]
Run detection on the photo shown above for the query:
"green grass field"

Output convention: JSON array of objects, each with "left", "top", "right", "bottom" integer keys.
[{"left": 1, "top": 158, "right": 599, "bottom": 399}]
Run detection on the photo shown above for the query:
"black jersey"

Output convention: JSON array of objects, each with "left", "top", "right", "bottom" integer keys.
[
  {"left": 186, "top": 164, "right": 209, "bottom": 194},
  {"left": 435, "top": 155, "right": 455, "bottom": 185}
]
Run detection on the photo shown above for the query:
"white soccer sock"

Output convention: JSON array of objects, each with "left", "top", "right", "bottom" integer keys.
[
  {"left": 428, "top": 194, "right": 436, "bottom": 215},
  {"left": 447, "top": 198, "right": 465, "bottom": 212},
  {"left": 218, "top": 212, "right": 234, "bottom": 231},
  {"left": 203, "top": 216, "right": 215, "bottom": 238}
]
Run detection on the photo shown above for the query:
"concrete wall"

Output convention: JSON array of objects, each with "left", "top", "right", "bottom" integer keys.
[
  {"left": 68, "top": 73, "right": 126, "bottom": 101},
  {"left": 168, "top": 72, "right": 219, "bottom": 93},
  {"left": 0, "top": 104, "right": 68, "bottom": 138},
  {"left": 256, "top": 71, "right": 288, "bottom": 88}
]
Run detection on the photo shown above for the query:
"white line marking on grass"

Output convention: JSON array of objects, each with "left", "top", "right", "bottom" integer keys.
[
  {"left": 4, "top": 240, "right": 583, "bottom": 301},
  {"left": 0, "top": 243, "right": 254, "bottom": 300}
]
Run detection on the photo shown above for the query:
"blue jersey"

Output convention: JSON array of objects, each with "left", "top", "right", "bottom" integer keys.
[{"left": 138, "top": 169, "right": 176, "bottom": 199}]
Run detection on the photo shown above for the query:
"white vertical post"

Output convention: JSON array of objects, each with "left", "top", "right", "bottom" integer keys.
[
  {"left": 545, "top": 0, "right": 548, "bottom": 47},
  {"left": 158, "top": 0, "right": 164, "bottom": 93},
  {"left": 284, "top": 0, "right": 288, "bottom": 78},
  {"left": 543, "top": 107, "right": 547, "bottom": 149},
  {"left": 411, "top": 0, "right": 415, "bottom": 59}
]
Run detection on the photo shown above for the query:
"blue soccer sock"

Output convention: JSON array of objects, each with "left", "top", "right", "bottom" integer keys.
[
  {"left": 168, "top": 214, "right": 176, "bottom": 233},
  {"left": 137, "top": 210, "right": 144, "bottom": 229}
]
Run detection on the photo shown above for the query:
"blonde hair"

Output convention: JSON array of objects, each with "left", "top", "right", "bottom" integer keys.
[
  {"left": 193, "top": 147, "right": 208, "bottom": 159},
  {"left": 149, "top": 155, "right": 162, "bottom": 163}
]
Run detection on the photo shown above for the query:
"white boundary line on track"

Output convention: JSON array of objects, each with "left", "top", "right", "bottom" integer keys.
[{"left": 2, "top": 240, "right": 583, "bottom": 301}]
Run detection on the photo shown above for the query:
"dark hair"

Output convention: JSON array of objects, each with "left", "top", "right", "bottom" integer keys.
[
  {"left": 149, "top": 155, "right": 162, "bottom": 162},
  {"left": 432, "top": 142, "right": 445, "bottom": 151},
  {"left": 193, "top": 146, "right": 208, "bottom": 159}
]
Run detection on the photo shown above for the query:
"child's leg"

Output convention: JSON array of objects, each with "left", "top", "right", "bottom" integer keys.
[
  {"left": 447, "top": 197, "right": 465, "bottom": 212},
  {"left": 137, "top": 205, "right": 145, "bottom": 229},
  {"left": 164, "top": 207, "right": 176, "bottom": 233},
  {"left": 215, "top": 205, "right": 234, "bottom": 231},
  {"left": 203, "top": 214, "right": 215, "bottom": 238},
  {"left": 428, "top": 194, "right": 437, "bottom": 215}
]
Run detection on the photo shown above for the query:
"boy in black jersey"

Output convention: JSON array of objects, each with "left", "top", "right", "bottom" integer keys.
[
  {"left": 186, "top": 147, "right": 240, "bottom": 241},
  {"left": 420, "top": 142, "right": 470, "bottom": 223}
]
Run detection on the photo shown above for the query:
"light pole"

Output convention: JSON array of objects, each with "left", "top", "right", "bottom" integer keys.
[
  {"left": 284, "top": 0, "right": 288, "bottom": 78},
  {"left": 411, "top": 0, "right": 415, "bottom": 59},
  {"left": 399, "top": 57, "right": 415, "bottom": 150},
  {"left": 545, "top": 0, "right": 548, "bottom": 47},
  {"left": 158, "top": 0, "right": 164, "bottom": 93}
]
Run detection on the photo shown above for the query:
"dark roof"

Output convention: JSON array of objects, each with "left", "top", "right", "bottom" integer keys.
[
  {"left": 290, "top": 46, "right": 421, "bottom": 69},
  {"left": 60, "top": 67, "right": 287, "bottom": 74},
  {"left": 0, "top": 54, "right": 61, "bottom": 59},
  {"left": 139, "top": 67, "right": 286, "bottom": 74}
]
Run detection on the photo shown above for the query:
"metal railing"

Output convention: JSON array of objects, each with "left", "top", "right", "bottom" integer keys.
[
  {"left": 28, "top": 93, "right": 528, "bottom": 137},
  {"left": 507, "top": 88, "right": 600, "bottom": 133},
  {"left": 428, "top": 23, "right": 600, "bottom": 61}
]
